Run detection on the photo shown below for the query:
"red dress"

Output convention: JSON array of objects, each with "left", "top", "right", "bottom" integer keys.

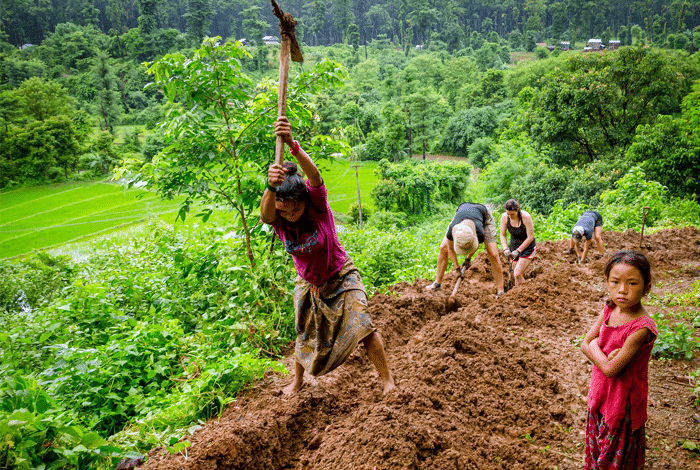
[{"left": 585, "top": 303, "right": 657, "bottom": 470}]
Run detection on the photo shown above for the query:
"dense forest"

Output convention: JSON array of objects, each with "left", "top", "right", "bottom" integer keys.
[
  {"left": 5, "top": 0, "right": 700, "bottom": 50},
  {"left": 3, "top": 0, "right": 700, "bottom": 210}
]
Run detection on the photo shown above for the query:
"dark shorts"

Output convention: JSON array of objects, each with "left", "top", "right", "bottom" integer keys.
[{"left": 518, "top": 244, "right": 536, "bottom": 259}]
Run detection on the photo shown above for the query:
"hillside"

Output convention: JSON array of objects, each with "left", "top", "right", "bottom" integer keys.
[{"left": 137, "top": 227, "right": 700, "bottom": 470}]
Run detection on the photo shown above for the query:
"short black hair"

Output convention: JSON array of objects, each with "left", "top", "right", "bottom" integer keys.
[
  {"left": 604, "top": 250, "right": 652, "bottom": 286},
  {"left": 276, "top": 161, "right": 308, "bottom": 202}
]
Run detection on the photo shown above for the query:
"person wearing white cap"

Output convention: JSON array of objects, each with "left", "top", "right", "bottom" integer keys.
[
  {"left": 426, "top": 202, "right": 505, "bottom": 295},
  {"left": 566, "top": 210, "right": 605, "bottom": 263}
]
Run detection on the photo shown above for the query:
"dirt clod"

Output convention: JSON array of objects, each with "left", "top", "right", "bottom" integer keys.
[{"left": 141, "top": 228, "right": 700, "bottom": 470}]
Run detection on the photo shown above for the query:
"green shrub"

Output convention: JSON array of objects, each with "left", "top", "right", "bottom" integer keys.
[
  {"left": 371, "top": 159, "right": 471, "bottom": 215},
  {"left": 0, "top": 374, "right": 134, "bottom": 469},
  {"left": 367, "top": 211, "right": 411, "bottom": 230},
  {"left": 652, "top": 311, "right": 700, "bottom": 360},
  {"left": 512, "top": 161, "right": 625, "bottom": 215},
  {"left": 468, "top": 137, "right": 539, "bottom": 203},
  {"left": 600, "top": 166, "right": 668, "bottom": 229},
  {"left": 531, "top": 200, "right": 589, "bottom": 241},
  {"left": 348, "top": 202, "right": 372, "bottom": 225},
  {"left": 534, "top": 46, "right": 549, "bottom": 59},
  {"left": 0, "top": 252, "right": 73, "bottom": 315},
  {"left": 340, "top": 224, "right": 438, "bottom": 292},
  {"left": 440, "top": 106, "right": 499, "bottom": 157},
  {"left": 467, "top": 137, "right": 493, "bottom": 169},
  {"left": 0, "top": 222, "right": 296, "bottom": 451}
]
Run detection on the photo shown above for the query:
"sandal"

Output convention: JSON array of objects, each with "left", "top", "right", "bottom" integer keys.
[
  {"left": 496, "top": 291, "right": 505, "bottom": 297},
  {"left": 426, "top": 281, "right": 441, "bottom": 291}
]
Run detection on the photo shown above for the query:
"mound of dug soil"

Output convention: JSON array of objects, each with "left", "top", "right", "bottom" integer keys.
[{"left": 140, "top": 227, "right": 700, "bottom": 470}]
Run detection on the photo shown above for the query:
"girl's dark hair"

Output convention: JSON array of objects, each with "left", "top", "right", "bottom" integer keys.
[
  {"left": 276, "top": 162, "right": 308, "bottom": 202},
  {"left": 604, "top": 250, "right": 652, "bottom": 286},
  {"left": 505, "top": 199, "right": 522, "bottom": 222}
]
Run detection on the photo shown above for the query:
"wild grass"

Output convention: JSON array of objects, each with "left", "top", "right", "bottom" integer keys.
[
  {"left": 0, "top": 180, "right": 181, "bottom": 259},
  {"left": 0, "top": 160, "right": 379, "bottom": 259}
]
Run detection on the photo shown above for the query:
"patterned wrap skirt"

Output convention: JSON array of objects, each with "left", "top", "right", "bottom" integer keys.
[
  {"left": 293, "top": 257, "right": 375, "bottom": 377},
  {"left": 585, "top": 405, "right": 645, "bottom": 470}
]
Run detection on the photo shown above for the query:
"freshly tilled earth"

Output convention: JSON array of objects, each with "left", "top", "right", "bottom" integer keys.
[{"left": 140, "top": 227, "right": 700, "bottom": 469}]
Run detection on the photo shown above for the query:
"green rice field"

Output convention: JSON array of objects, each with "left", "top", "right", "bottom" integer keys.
[
  {"left": 0, "top": 180, "right": 182, "bottom": 259},
  {"left": 322, "top": 159, "right": 378, "bottom": 215},
  {"left": 0, "top": 159, "right": 380, "bottom": 259}
]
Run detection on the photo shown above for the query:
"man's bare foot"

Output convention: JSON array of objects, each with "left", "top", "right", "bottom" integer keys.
[
  {"left": 382, "top": 378, "right": 397, "bottom": 395},
  {"left": 282, "top": 379, "right": 304, "bottom": 396}
]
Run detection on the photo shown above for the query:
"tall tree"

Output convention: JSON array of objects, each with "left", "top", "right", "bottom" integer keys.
[
  {"left": 12, "top": 77, "right": 76, "bottom": 122},
  {"left": 307, "top": 0, "right": 328, "bottom": 45},
  {"left": 91, "top": 52, "right": 122, "bottom": 132},
  {"left": 348, "top": 23, "right": 360, "bottom": 50},
  {"left": 526, "top": 47, "right": 686, "bottom": 164},
  {"left": 524, "top": 0, "right": 546, "bottom": 34},
  {"left": 333, "top": 0, "right": 353, "bottom": 42},
  {"left": 403, "top": 86, "right": 449, "bottom": 159},
  {"left": 185, "top": 0, "right": 214, "bottom": 46},
  {"left": 117, "top": 39, "right": 348, "bottom": 267},
  {"left": 106, "top": 0, "right": 139, "bottom": 34},
  {"left": 137, "top": 0, "right": 158, "bottom": 35},
  {"left": 366, "top": 4, "right": 391, "bottom": 41},
  {"left": 408, "top": 0, "right": 438, "bottom": 45},
  {"left": 241, "top": 5, "right": 269, "bottom": 46}
]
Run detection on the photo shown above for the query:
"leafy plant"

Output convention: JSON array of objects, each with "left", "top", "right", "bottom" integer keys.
[
  {"left": 371, "top": 159, "right": 472, "bottom": 215},
  {"left": 0, "top": 374, "right": 135, "bottom": 469},
  {"left": 651, "top": 312, "right": 700, "bottom": 360},
  {"left": 115, "top": 38, "right": 349, "bottom": 267},
  {"left": 531, "top": 200, "right": 589, "bottom": 242},
  {"left": 664, "top": 281, "right": 700, "bottom": 307}
]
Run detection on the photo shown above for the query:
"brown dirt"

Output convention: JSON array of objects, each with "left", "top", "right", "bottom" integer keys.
[{"left": 140, "top": 227, "right": 700, "bottom": 470}]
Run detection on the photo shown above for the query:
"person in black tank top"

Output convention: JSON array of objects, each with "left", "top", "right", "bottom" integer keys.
[{"left": 499, "top": 199, "right": 537, "bottom": 287}]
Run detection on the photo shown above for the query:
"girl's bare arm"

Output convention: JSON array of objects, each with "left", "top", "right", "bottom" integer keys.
[
  {"left": 499, "top": 213, "right": 509, "bottom": 250},
  {"left": 584, "top": 327, "right": 650, "bottom": 378},
  {"left": 519, "top": 212, "right": 536, "bottom": 252},
  {"left": 275, "top": 118, "right": 322, "bottom": 188}
]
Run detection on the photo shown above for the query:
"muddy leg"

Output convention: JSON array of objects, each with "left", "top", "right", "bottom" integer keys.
[
  {"left": 283, "top": 359, "right": 305, "bottom": 396},
  {"left": 484, "top": 242, "right": 504, "bottom": 292},
  {"left": 514, "top": 257, "right": 533, "bottom": 286},
  {"left": 594, "top": 227, "right": 605, "bottom": 255},
  {"left": 363, "top": 331, "right": 396, "bottom": 395},
  {"left": 434, "top": 237, "right": 450, "bottom": 285}
]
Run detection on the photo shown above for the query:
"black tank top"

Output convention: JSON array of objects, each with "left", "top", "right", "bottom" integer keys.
[{"left": 507, "top": 217, "right": 535, "bottom": 252}]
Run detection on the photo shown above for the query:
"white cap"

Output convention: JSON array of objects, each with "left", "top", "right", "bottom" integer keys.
[
  {"left": 452, "top": 220, "right": 478, "bottom": 257},
  {"left": 572, "top": 226, "right": 585, "bottom": 240}
]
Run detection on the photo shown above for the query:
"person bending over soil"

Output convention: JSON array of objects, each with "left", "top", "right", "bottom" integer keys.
[
  {"left": 581, "top": 250, "right": 657, "bottom": 469},
  {"left": 426, "top": 202, "right": 505, "bottom": 295},
  {"left": 260, "top": 117, "right": 395, "bottom": 396},
  {"left": 567, "top": 210, "right": 605, "bottom": 263},
  {"left": 499, "top": 199, "right": 536, "bottom": 287}
]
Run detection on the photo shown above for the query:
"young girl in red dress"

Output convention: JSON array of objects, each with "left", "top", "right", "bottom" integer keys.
[{"left": 581, "top": 250, "right": 657, "bottom": 469}]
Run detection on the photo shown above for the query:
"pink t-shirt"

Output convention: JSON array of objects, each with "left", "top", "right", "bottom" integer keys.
[
  {"left": 272, "top": 180, "right": 346, "bottom": 287},
  {"left": 587, "top": 303, "right": 657, "bottom": 430}
]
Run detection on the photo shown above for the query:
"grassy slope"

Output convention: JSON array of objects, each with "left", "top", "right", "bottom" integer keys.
[
  {"left": 321, "top": 159, "right": 379, "bottom": 214},
  {"left": 0, "top": 180, "right": 181, "bottom": 259},
  {"left": 0, "top": 160, "right": 380, "bottom": 259}
]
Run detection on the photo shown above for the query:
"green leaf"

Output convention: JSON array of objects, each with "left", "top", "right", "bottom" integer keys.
[
  {"left": 681, "top": 440, "right": 699, "bottom": 452},
  {"left": 81, "top": 432, "right": 108, "bottom": 448}
]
